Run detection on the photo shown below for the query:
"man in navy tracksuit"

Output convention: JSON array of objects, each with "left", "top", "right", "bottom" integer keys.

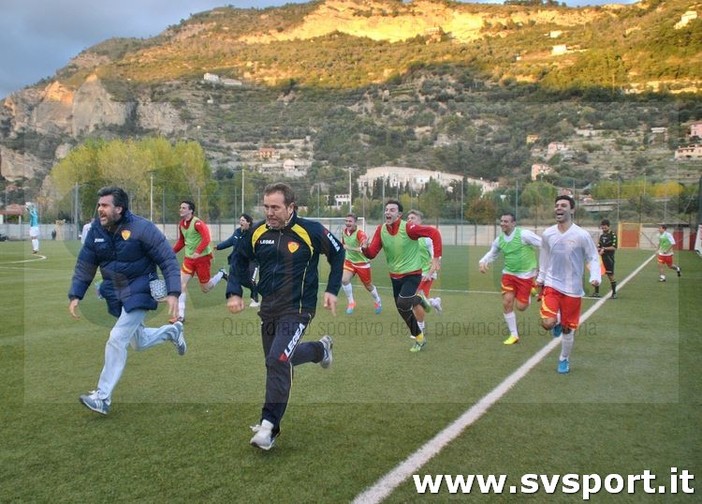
[
  {"left": 216, "top": 213, "right": 260, "bottom": 307},
  {"left": 68, "top": 186, "right": 185, "bottom": 415},
  {"left": 226, "top": 182, "right": 344, "bottom": 450}
]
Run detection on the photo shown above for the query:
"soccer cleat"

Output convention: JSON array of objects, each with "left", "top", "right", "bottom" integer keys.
[
  {"left": 503, "top": 334, "right": 520, "bottom": 345},
  {"left": 319, "top": 335, "right": 333, "bottom": 369},
  {"left": 410, "top": 334, "right": 426, "bottom": 352},
  {"left": 551, "top": 323, "right": 563, "bottom": 338},
  {"left": 218, "top": 267, "right": 229, "bottom": 281},
  {"left": 345, "top": 301, "right": 356, "bottom": 315},
  {"left": 611, "top": 293, "right": 618, "bottom": 299},
  {"left": 250, "top": 420, "right": 278, "bottom": 451},
  {"left": 374, "top": 301, "right": 382, "bottom": 315},
  {"left": 658, "top": 276, "right": 666, "bottom": 282},
  {"left": 430, "top": 297, "right": 443, "bottom": 314},
  {"left": 249, "top": 299, "right": 260, "bottom": 308},
  {"left": 172, "top": 321, "right": 187, "bottom": 355},
  {"left": 410, "top": 340, "right": 427, "bottom": 352},
  {"left": 79, "top": 391, "right": 110, "bottom": 415},
  {"left": 417, "top": 293, "right": 432, "bottom": 313},
  {"left": 676, "top": 266, "right": 681, "bottom": 277},
  {"left": 557, "top": 358, "right": 570, "bottom": 374},
  {"left": 591, "top": 292, "right": 600, "bottom": 298}
]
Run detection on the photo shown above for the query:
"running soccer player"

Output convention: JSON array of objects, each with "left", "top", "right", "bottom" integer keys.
[
  {"left": 479, "top": 212, "right": 541, "bottom": 345},
  {"left": 537, "top": 195, "right": 601, "bottom": 374},
  {"left": 172, "top": 200, "right": 226, "bottom": 322},
  {"left": 406, "top": 210, "right": 443, "bottom": 341},
  {"left": 362, "top": 200, "right": 442, "bottom": 353},
  {"left": 340, "top": 213, "right": 382, "bottom": 315},
  {"left": 656, "top": 224, "right": 681, "bottom": 282}
]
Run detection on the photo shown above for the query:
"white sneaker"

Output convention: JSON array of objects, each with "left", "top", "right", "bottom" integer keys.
[
  {"left": 171, "top": 321, "right": 187, "bottom": 356},
  {"left": 249, "top": 299, "right": 260, "bottom": 308},
  {"left": 319, "top": 335, "right": 333, "bottom": 369},
  {"left": 430, "top": 297, "right": 443, "bottom": 314},
  {"left": 250, "top": 420, "right": 276, "bottom": 450}
]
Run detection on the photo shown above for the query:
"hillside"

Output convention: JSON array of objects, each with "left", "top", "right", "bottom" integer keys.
[{"left": 0, "top": 0, "right": 700, "bottom": 211}]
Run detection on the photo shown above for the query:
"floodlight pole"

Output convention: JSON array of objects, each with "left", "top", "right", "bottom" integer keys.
[
  {"left": 241, "top": 167, "right": 245, "bottom": 214},
  {"left": 149, "top": 173, "right": 154, "bottom": 221}
]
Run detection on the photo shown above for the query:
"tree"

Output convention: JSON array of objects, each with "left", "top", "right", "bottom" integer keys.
[
  {"left": 421, "top": 180, "right": 446, "bottom": 224},
  {"left": 49, "top": 137, "right": 212, "bottom": 222}
]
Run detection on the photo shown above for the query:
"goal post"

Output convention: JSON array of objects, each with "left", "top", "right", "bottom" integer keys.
[{"left": 306, "top": 217, "right": 366, "bottom": 236}]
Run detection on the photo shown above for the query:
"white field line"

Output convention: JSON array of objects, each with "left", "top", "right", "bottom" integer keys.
[
  {"left": 352, "top": 254, "right": 656, "bottom": 504},
  {"left": 0, "top": 254, "right": 47, "bottom": 266}
]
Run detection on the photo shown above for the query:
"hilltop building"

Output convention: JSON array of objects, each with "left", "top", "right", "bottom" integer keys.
[{"left": 357, "top": 166, "right": 497, "bottom": 194}]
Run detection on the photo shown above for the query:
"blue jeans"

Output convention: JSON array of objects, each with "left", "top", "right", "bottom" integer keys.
[{"left": 94, "top": 308, "right": 178, "bottom": 401}]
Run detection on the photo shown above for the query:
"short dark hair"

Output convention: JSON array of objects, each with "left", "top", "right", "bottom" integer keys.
[
  {"left": 407, "top": 209, "right": 423, "bottom": 220},
  {"left": 181, "top": 200, "right": 195, "bottom": 212},
  {"left": 660, "top": 223, "right": 668, "bottom": 230},
  {"left": 555, "top": 194, "right": 576, "bottom": 209},
  {"left": 386, "top": 199, "right": 403, "bottom": 213},
  {"left": 98, "top": 186, "right": 129, "bottom": 212},
  {"left": 240, "top": 213, "right": 253, "bottom": 225},
  {"left": 601, "top": 219, "right": 610, "bottom": 226},
  {"left": 346, "top": 213, "right": 357, "bottom": 221},
  {"left": 264, "top": 182, "right": 296, "bottom": 206},
  {"left": 501, "top": 212, "right": 516, "bottom": 222}
]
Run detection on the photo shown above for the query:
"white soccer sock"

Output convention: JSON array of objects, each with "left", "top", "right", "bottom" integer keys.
[
  {"left": 342, "top": 283, "right": 354, "bottom": 303},
  {"left": 32, "top": 239, "right": 39, "bottom": 251},
  {"left": 369, "top": 286, "right": 380, "bottom": 303},
  {"left": 560, "top": 332, "right": 574, "bottom": 361},
  {"left": 504, "top": 311, "right": 518, "bottom": 336},
  {"left": 178, "top": 293, "right": 186, "bottom": 319},
  {"left": 417, "top": 320, "right": 425, "bottom": 332},
  {"left": 211, "top": 271, "right": 224, "bottom": 286}
]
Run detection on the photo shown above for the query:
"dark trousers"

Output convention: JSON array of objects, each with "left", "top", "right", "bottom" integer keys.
[
  {"left": 390, "top": 274, "right": 422, "bottom": 337},
  {"left": 259, "top": 312, "right": 321, "bottom": 431},
  {"left": 233, "top": 260, "right": 259, "bottom": 302}
]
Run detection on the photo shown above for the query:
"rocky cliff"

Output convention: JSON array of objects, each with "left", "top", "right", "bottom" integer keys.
[{"left": 0, "top": 0, "right": 699, "bottom": 196}]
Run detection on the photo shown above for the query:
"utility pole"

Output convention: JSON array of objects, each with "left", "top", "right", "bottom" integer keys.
[
  {"left": 241, "top": 167, "right": 245, "bottom": 214},
  {"left": 149, "top": 173, "right": 154, "bottom": 222},
  {"left": 348, "top": 166, "right": 353, "bottom": 212}
]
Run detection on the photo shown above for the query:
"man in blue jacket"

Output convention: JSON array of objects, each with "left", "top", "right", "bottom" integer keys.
[
  {"left": 68, "top": 186, "right": 185, "bottom": 415},
  {"left": 226, "top": 182, "right": 344, "bottom": 450}
]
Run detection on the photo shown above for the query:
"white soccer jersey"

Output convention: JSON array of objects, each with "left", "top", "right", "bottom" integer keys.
[{"left": 537, "top": 223, "right": 601, "bottom": 297}]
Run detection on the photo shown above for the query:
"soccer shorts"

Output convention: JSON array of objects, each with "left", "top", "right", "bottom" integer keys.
[
  {"left": 29, "top": 226, "right": 40, "bottom": 238},
  {"left": 182, "top": 254, "right": 214, "bottom": 284},
  {"left": 602, "top": 254, "right": 615, "bottom": 275},
  {"left": 343, "top": 260, "right": 373, "bottom": 287},
  {"left": 501, "top": 274, "right": 535, "bottom": 305},
  {"left": 657, "top": 254, "right": 673, "bottom": 267},
  {"left": 540, "top": 286, "right": 582, "bottom": 331},
  {"left": 417, "top": 276, "right": 434, "bottom": 297}
]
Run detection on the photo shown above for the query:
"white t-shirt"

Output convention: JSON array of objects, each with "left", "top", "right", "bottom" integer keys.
[
  {"left": 479, "top": 228, "right": 542, "bottom": 278},
  {"left": 537, "top": 223, "right": 601, "bottom": 297}
]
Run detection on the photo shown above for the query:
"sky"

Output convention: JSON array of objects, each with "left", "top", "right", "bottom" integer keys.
[{"left": 0, "top": 0, "right": 637, "bottom": 99}]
